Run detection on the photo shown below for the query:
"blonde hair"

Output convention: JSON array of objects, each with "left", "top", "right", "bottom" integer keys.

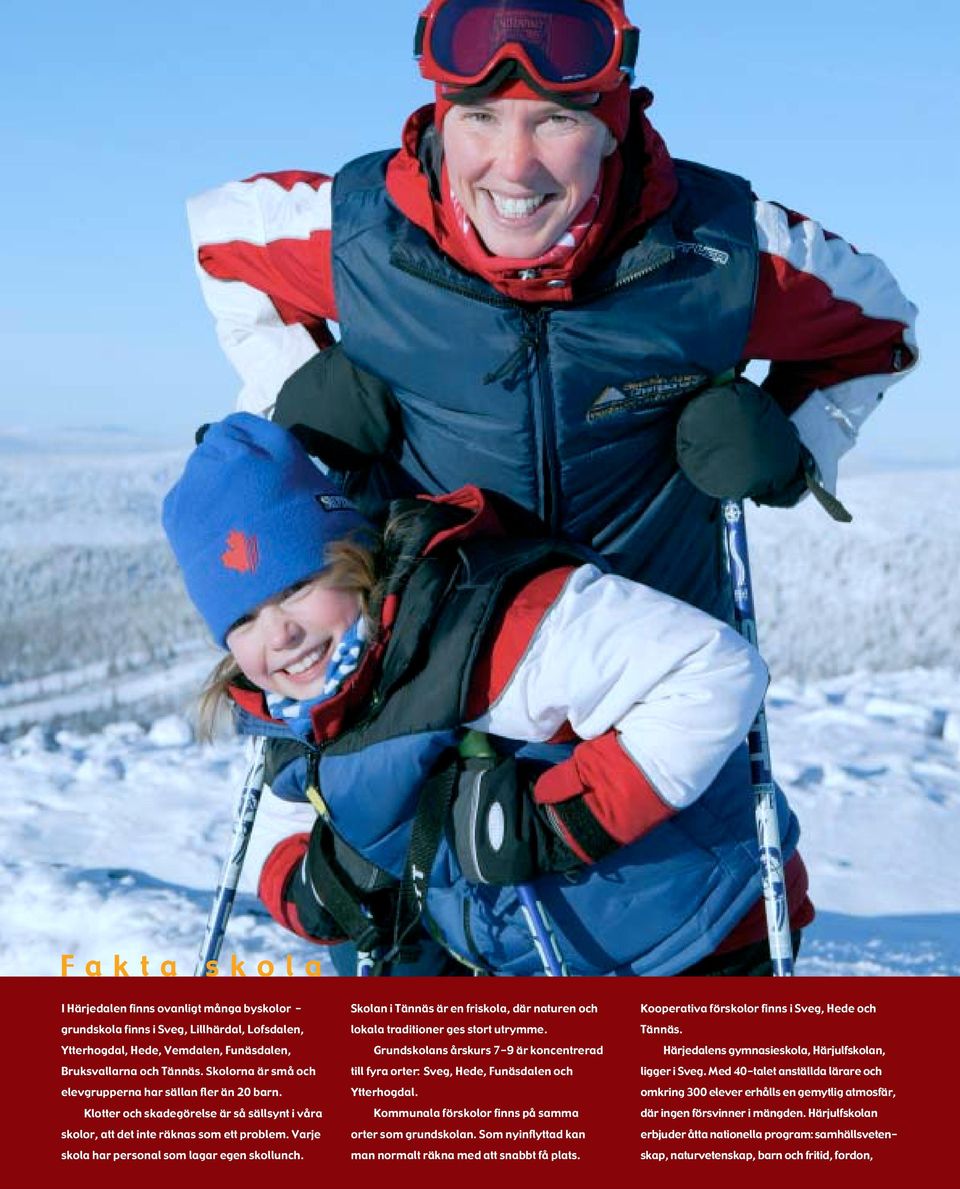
[{"left": 196, "top": 538, "right": 380, "bottom": 740}]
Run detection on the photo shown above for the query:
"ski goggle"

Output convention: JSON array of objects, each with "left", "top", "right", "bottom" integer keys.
[{"left": 415, "top": 0, "right": 639, "bottom": 95}]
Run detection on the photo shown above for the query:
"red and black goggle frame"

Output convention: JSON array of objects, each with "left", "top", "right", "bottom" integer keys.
[{"left": 415, "top": 0, "right": 639, "bottom": 96}]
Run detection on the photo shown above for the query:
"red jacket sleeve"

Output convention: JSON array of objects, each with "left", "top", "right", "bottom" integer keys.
[
  {"left": 745, "top": 199, "right": 917, "bottom": 411},
  {"left": 466, "top": 567, "right": 679, "bottom": 865}
]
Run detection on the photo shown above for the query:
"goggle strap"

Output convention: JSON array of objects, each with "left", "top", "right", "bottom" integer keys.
[{"left": 620, "top": 27, "right": 640, "bottom": 77}]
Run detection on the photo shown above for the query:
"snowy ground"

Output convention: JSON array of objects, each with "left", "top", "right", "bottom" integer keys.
[
  {"left": 1, "top": 439, "right": 958, "bottom": 976},
  {"left": 2, "top": 671, "right": 958, "bottom": 978}
]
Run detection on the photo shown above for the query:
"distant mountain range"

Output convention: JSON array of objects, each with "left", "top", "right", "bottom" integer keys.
[
  {"left": 1, "top": 442, "right": 957, "bottom": 731},
  {"left": 0, "top": 425, "right": 188, "bottom": 454}
]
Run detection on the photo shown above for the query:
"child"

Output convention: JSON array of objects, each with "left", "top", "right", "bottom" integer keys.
[{"left": 163, "top": 414, "right": 812, "bottom": 976}]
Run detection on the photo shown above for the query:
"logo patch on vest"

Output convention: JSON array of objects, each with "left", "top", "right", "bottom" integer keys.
[
  {"left": 587, "top": 375, "right": 705, "bottom": 422},
  {"left": 675, "top": 241, "right": 731, "bottom": 266}
]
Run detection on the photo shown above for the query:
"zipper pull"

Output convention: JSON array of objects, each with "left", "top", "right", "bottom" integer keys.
[
  {"left": 482, "top": 312, "right": 545, "bottom": 386},
  {"left": 305, "top": 751, "right": 329, "bottom": 817}
]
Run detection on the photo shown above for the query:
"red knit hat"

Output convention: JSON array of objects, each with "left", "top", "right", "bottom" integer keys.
[{"left": 434, "top": 74, "right": 632, "bottom": 142}]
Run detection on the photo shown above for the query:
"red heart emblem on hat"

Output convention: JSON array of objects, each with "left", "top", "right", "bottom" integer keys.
[{"left": 221, "top": 530, "right": 259, "bottom": 573}]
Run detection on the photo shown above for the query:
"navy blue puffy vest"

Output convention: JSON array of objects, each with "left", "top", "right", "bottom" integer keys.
[{"left": 332, "top": 153, "right": 758, "bottom": 618}]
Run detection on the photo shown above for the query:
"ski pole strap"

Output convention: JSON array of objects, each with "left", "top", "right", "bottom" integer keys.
[
  {"left": 379, "top": 755, "right": 461, "bottom": 967},
  {"left": 802, "top": 458, "right": 853, "bottom": 523},
  {"left": 303, "top": 821, "right": 391, "bottom": 955}
]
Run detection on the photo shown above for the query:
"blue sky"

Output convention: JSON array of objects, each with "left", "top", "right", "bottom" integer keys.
[{"left": 1, "top": 1, "right": 955, "bottom": 463}]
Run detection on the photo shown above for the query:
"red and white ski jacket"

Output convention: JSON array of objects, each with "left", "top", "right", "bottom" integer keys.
[
  {"left": 250, "top": 556, "right": 771, "bottom": 865},
  {"left": 188, "top": 97, "right": 917, "bottom": 494},
  {"left": 246, "top": 545, "right": 811, "bottom": 952}
]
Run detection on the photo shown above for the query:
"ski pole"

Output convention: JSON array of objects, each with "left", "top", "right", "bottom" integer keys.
[
  {"left": 516, "top": 883, "right": 569, "bottom": 977},
  {"left": 356, "top": 905, "right": 381, "bottom": 977},
  {"left": 356, "top": 951, "right": 377, "bottom": 976},
  {"left": 195, "top": 736, "right": 268, "bottom": 976},
  {"left": 720, "top": 501, "right": 795, "bottom": 977}
]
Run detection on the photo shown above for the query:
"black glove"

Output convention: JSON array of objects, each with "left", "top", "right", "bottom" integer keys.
[
  {"left": 452, "top": 755, "right": 582, "bottom": 886},
  {"left": 273, "top": 343, "right": 400, "bottom": 471},
  {"left": 676, "top": 378, "right": 809, "bottom": 507},
  {"left": 290, "top": 817, "right": 399, "bottom": 948},
  {"left": 287, "top": 857, "right": 348, "bottom": 944}
]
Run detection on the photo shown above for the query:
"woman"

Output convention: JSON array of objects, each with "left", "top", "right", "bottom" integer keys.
[
  {"left": 185, "top": 0, "right": 917, "bottom": 966},
  {"left": 188, "top": 0, "right": 917, "bottom": 589}
]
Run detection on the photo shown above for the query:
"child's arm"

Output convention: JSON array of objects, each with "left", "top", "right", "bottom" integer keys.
[
  {"left": 246, "top": 749, "right": 347, "bottom": 944},
  {"left": 466, "top": 564, "right": 768, "bottom": 865}
]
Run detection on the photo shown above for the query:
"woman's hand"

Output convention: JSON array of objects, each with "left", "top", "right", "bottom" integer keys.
[{"left": 676, "top": 378, "right": 809, "bottom": 507}]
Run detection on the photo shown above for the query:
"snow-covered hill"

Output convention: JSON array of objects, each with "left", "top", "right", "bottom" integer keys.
[
  {"left": 2, "top": 443, "right": 958, "bottom": 730},
  {"left": 1, "top": 441, "right": 958, "bottom": 976},
  {"left": 0, "top": 441, "right": 205, "bottom": 730},
  {"left": 748, "top": 469, "right": 960, "bottom": 679}
]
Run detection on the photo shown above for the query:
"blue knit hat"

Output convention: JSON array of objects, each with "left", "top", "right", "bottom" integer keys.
[{"left": 162, "top": 413, "right": 372, "bottom": 647}]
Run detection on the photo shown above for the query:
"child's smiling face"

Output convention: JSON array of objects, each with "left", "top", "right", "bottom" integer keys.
[{"left": 226, "top": 578, "right": 361, "bottom": 701}]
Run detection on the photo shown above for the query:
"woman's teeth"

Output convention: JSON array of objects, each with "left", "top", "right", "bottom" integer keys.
[
  {"left": 489, "top": 193, "right": 547, "bottom": 219},
  {"left": 284, "top": 645, "right": 326, "bottom": 676}
]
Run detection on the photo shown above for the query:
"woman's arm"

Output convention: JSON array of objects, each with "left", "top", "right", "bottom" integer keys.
[
  {"left": 241, "top": 749, "right": 342, "bottom": 942},
  {"left": 187, "top": 171, "right": 339, "bottom": 416},
  {"left": 745, "top": 199, "right": 919, "bottom": 493},
  {"left": 466, "top": 564, "right": 769, "bottom": 863}
]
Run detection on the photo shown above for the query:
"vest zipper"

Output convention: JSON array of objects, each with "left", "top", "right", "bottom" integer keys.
[
  {"left": 523, "top": 309, "right": 561, "bottom": 532},
  {"left": 392, "top": 257, "right": 556, "bottom": 524},
  {"left": 390, "top": 258, "right": 515, "bottom": 309},
  {"left": 587, "top": 248, "right": 676, "bottom": 301},
  {"left": 393, "top": 248, "right": 675, "bottom": 533}
]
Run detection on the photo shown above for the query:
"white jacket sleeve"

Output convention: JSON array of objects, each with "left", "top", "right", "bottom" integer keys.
[
  {"left": 467, "top": 564, "right": 767, "bottom": 851},
  {"left": 749, "top": 199, "right": 919, "bottom": 494},
  {"left": 186, "top": 175, "right": 337, "bottom": 416},
  {"left": 241, "top": 787, "right": 316, "bottom": 895}
]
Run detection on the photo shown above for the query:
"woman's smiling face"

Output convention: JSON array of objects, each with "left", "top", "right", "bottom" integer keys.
[{"left": 442, "top": 96, "right": 616, "bottom": 258}]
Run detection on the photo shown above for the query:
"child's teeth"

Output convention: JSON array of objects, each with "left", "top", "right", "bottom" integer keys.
[
  {"left": 491, "top": 193, "right": 546, "bottom": 219},
  {"left": 287, "top": 647, "right": 323, "bottom": 675}
]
